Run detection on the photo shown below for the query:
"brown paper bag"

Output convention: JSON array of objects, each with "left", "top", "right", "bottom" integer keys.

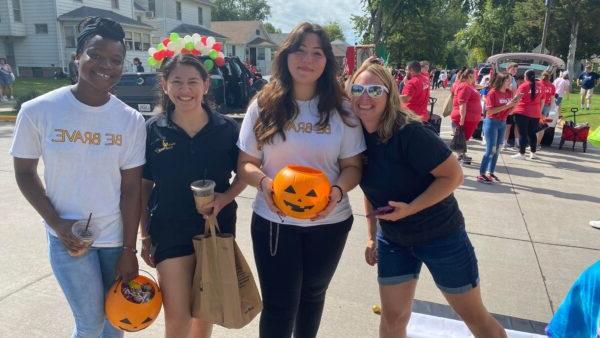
[
  {"left": 442, "top": 91, "right": 454, "bottom": 117},
  {"left": 191, "top": 216, "right": 262, "bottom": 329}
]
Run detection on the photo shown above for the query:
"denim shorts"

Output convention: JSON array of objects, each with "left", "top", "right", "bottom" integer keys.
[{"left": 377, "top": 228, "right": 479, "bottom": 294}]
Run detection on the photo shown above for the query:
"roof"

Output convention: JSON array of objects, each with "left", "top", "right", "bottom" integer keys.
[
  {"left": 211, "top": 21, "right": 275, "bottom": 46},
  {"left": 57, "top": 6, "right": 152, "bottom": 29},
  {"left": 269, "top": 33, "right": 289, "bottom": 46},
  {"left": 247, "top": 37, "right": 277, "bottom": 48},
  {"left": 331, "top": 39, "right": 349, "bottom": 57},
  {"left": 133, "top": 1, "right": 146, "bottom": 11},
  {"left": 170, "top": 23, "right": 228, "bottom": 39}
]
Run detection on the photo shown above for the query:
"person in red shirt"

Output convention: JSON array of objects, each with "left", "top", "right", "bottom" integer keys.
[
  {"left": 478, "top": 73, "right": 521, "bottom": 183},
  {"left": 420, "top": 60, "right": 432, "bottom": 109},
  {"left": 537, "top": 71, "right": 556, "bottom": 148},
  {"left": 511, "top": 70, "right": 545, "bottom": 159},
  {"left": 401, "top": 61, "right": 429, "bottom": 121},
  {"left": 450, "top": 68, "right": 482, "bottom": 163}
]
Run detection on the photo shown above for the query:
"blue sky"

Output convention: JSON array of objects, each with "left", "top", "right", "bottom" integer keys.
[{"left": 265, "top": 0, "right": 364, "bottom": 44}]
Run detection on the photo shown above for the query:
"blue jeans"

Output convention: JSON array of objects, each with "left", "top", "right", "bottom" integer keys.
[
  {"left": 48, "top": 233, "right": 124, "bottom": 338},
  {"left": 480, "top": 118, "right": 506, "bottom": 174}
]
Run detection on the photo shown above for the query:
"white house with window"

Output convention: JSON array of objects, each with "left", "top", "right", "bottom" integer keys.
[
  {"left": 211, "top": 21, "right": 276, "bottom": 75},
  {"left": 0, "top": 0, "right": 226, "bottom": 76}
]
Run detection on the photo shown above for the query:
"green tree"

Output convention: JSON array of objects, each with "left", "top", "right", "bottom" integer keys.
[
  {"left": 264, "top": 22, "right": 282, "bottom": 34},
  {"left": 212, "top": 0, "right": 271, "bottom": 21},
  {"left": 322, "top": 21, "right": 345, "bottom": 41}
]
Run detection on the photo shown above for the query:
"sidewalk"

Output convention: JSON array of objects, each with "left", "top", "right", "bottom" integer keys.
[
  {"left": 0, "top": 99, "right": 16, "bottom": 122},
  {"left": 0, "top": 89, "right": 598, "bottom": 337}
]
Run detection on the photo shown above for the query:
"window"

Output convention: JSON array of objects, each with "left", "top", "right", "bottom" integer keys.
[
  {"left": 197, "top": 7, "right": 203, "bottom": 25},
  {"left": 232, "top": 45, "right": 236, "bottom": 56},
  {"left": 142, "top": 33, "right": 151, "bottom": 51},
  {"left": 134, "top": 32, "right": 142, "bottom": 51},
  {"left": 137, "top": 16, "right": 142, "bottom": 23},
  {"left": 111, "top": 0, "right": 119, "bottom": 9},
  {"left": 258, "top": 48, "right": 265, "bottom": 61},
  {"left": 148, "top": 0, "right": 156, "bottom": 12},
  {"left": 176, "top": 2, "right": 182, "bottom": 20},
  {"left": 64, "top": 26, "right": 77, "bottom": 48},
  {"left": 124, "top": 31, "right": 133, "bottom": 50},
  {"left": 256, "top": 29, "right": 260, "bottom": 36},
  {"left": 35, "top": 24, "right": 48, "bottom": 34},
  {"left": 12, "top": 0, "right": 22, "bottom": 22}
]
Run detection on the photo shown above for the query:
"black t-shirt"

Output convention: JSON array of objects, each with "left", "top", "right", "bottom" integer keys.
[
  {"left": 143, "top": 108, "right": 239, "bottom": 238},
  {"left": 360, "top": 122, "right": 464, "bottom": 246}
]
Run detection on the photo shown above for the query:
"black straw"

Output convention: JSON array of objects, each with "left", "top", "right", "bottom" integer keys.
[{"left": 84, "top": 212, "right": 92, "bottom": 232}]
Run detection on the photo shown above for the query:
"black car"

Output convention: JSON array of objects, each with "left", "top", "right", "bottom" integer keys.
[{"left": 112, "top": 56, "right": 266, "bottom": 117}]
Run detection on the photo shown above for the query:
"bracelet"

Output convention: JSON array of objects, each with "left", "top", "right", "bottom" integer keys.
[
  {"left": 258, "top": 175, "right": 267, "bottom": 192},
  {"left": 332, "top": 185, "right": 344, "bottom": 203},
  {"left": 122, "top": 246, "right": 138, "bottom": 254}
]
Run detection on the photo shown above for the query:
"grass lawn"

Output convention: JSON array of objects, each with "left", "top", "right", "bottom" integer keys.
[
  {"left": 558, "top": 91, "right": 600, "bottom": 129},
  {"left": 12, "top": 78, "right": 70, "bottom": 98}
]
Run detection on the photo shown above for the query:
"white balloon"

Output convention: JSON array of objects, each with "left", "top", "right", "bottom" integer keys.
[
  {"left": 183, "top": 35, "right": 193, "bottom": 44},
  {"left": 217, "top": 52, "right": 225, "bottom": 59},
  {"left": 200, "top": 45, "right": 210, "bottom": 55},
  {"left": 192, "top": 33, "right": 201, "bottom": 44},
  {"left": 167, "top": 41, "right": 178, "bottom": 52},
  {"left": 148, "top": 47, "right": 157, "bottom": 56},
  {"left": 206, "top": 36, "right": 215, "bottom": 48}
]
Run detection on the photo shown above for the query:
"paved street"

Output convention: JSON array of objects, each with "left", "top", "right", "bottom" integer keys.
[{"left": 0, "top": 89, "right": 598, "bottom": 337}]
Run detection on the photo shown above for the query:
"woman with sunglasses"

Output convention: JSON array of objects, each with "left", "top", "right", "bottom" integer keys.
[
  {"left": 237, "top": 22, "right": 365, "bottom": 338},
  {"left": 350, "top": 58, "right": 506, "bottom": 338},
  {"left": 10, "top": 17, "right": 145, "bottom": 337}
]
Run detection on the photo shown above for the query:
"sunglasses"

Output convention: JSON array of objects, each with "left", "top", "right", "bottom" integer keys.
[{"left": 350, "top": 84, "right": 389, "bottom": 98}]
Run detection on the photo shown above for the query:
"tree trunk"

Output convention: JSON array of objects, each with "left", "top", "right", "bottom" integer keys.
[
  {"left": 373, "top": 1, "right": 383, "bottom": 44},
  {"left": 566, "top": 19, "right": 579, "bottom": 79}
]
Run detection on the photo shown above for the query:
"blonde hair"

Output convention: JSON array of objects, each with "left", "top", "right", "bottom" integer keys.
[{"left": 349, "top": 57, "right": 421, "bottom": 143}]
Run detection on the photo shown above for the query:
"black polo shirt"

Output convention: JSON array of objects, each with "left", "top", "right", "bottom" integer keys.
[
  {"left": 143, "top": 108, "right": 239, "bottom": 240},
  {"left": 360, "top": 122, "right": 464, "bottom": 246}
]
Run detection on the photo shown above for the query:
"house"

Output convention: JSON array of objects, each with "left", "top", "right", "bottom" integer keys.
[
  {"left": 211, "top": 20, "right": 277, "bottom": 75},
  {"left": 0, "top": 0, "right": 227, "bottom": 77}
]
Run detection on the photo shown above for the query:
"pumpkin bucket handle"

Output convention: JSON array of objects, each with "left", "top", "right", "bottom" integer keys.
[{"left": 112, "top": 270, "right": 159, "bottom": 294}]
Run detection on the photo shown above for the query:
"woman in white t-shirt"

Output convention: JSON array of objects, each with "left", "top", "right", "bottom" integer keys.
[
  {"left": 237, "top": 22, "right": 365, "bottom": 338},
  {"left": 553, "top": 71, "right": 570, "bottom": 112},
  {"left": 10, "top": 18, "right": 145, "bottom": 337}
]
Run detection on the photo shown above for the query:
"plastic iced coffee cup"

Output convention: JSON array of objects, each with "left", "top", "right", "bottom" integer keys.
[
  {"left": 69, "top": 220, "right": 98, "bottom": 257},
  {"left": 190, "top": 179, "right": 216, "bottom": 214}
]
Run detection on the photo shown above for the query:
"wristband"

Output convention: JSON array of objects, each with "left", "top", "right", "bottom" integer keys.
[
  {"left": 258, "top": 175, "right": 267, "bottom": 192},
  {"left": 123, "top": 246, "right": 138, "bottom": 254},
  {"left": 332, "top": 185, "right": 343, "bottom": 203}
]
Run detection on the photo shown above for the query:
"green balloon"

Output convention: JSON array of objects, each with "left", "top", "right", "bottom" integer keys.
[
  {"left": 208, "top": 50, "right": 218, "bottom": 59},
  {"left": 170, "top": 32, "right": 180, "bottom": 42},
  {"left": 203, "top": 59, "right": 214, "bottom": 71},
  {"left": 185, "top": 42, "right": 194, "bottom": 50},
  {"left": 148, "top": 58, "right": 158, "bottom": 67},
  {"left": 157, "top": 43, "right": 165, "bottom": 50}
]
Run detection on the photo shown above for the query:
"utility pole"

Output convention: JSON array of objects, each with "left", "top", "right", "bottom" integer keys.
[{"left": 540, "top": 0, "right": 552, "bottom": 54}]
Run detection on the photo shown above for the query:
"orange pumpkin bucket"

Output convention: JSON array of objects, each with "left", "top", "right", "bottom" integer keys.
[
  {"left": 272, "top": 165, "right": 331, "bottom": 219},
  {"left": 105, "top": 271, "right": 163, "bottom": 332}
]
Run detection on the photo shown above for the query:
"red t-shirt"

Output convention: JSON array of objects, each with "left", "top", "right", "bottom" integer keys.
[
  {"left": 486, "top": 89, "right": 513, "bottom": 121},
  {"left": 402, "top": 75, "right": 429, "bottom": 121},
  {"left": 513, "top": 81, "right": 544, "bottom": 118},
  {"left": 451, "top": 82, "right": 482, "bottom": 122},
  {"left": 542, "top": 80, "right": 556, "bottom": 105}
]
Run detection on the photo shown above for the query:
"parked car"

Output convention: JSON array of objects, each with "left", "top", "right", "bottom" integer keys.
[
  {"left": 112, "top": 56, "right": 266, "bottom": 118},
  {"left": 486, "top": 53, "right": 565, "bottom": 78}
]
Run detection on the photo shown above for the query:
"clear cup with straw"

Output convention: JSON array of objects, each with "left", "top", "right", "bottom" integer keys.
[
  {"left": 190, "top": 179, "right": 215, "bottom": 214},
  {"left": 69, "top": 213, "right": 98, "bottom": 257}
]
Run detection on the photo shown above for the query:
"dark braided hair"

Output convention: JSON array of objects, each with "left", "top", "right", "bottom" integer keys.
[
  {"left": 525, "top": 69, "right": 536, "bottom": 100},
  {"left": 76, "top": 17, "right": 125, "bottom": 56}
]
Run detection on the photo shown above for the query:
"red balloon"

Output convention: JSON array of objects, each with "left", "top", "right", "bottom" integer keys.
[
  {"left": 191, "top": 49, "right": 200, "bottom": 55},
  {"left": 215, "top": 57, "right": 226, "bottom": 67},
  {"left": 162, "top": 38, "right": 170, "bottom": 47},
  {"left": 213, "top": 42, "right": 222, "bottom": 51},
  {"left": 181, "top": 49, "right": 192, "bottom": 55},
  {"left": 153, "top": 51, "right": 164, "bottom": 61},
  {"left": 201, "top": 36, "right": 207, "bottom": 45},
  {"left": 165, "top": 50, "right": 175, "bottom": 58}
]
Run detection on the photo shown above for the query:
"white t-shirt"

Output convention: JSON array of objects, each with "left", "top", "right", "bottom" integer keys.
[
  {"left": 238, "top": 98, "right": 366, "bottom": 226},
  {"left": 553, "top": 78, "right": 570, "bottom": 97},
  {"left": 10, "top": 86, "right": 146, "bottom": 247}
]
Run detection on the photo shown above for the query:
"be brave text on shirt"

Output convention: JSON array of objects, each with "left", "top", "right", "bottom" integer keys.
[{"left": 51, "top": 128, "right": 123, "bottom": 146}]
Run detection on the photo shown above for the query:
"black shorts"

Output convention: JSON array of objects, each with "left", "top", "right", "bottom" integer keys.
[
  {"left": 506, "top": 115, "right": 515, "bottom": 125},
  {"left": 149, "top": 205, "right": 237, "bottom": 265}
]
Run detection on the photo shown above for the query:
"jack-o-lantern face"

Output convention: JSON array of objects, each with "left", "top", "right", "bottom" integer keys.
[
  {"left": 273, "top": 165, "right": 331, "bottom": 219},
  {"left": 105, "top": 275, "right": 163, "bottom": 332}
]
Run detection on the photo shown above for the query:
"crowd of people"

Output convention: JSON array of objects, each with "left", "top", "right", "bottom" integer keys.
[{"left": 7, "top": 16, "right": 598, "bottom": 338}]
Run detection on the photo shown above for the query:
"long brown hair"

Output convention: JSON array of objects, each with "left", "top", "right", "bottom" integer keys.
[
  {"left": 254, "top": 22, "right": 351, "bottom": 148},
  {"left": 350, "top": 58, "right": 421, "bottom": 143},
  {"left": 491, "top": 72, "right": 510, "bottom": 91}
]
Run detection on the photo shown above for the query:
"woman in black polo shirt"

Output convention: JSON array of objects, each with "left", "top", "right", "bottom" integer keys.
[
  {"left": 139, "top": 54, "right": 246, "bottom": 337},
  {"left": 350, "top": 59, "right": 506, "bottom": 338}
]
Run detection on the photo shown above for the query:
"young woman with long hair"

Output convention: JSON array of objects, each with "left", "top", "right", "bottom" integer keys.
[
  {"left": 450, "top": 68, "right": 482, "bottom": 164},
  {"left": 237, "top": 22, "right": 365, "bottom": 338},
  {"left": 140, "top": 54, "right": 245, "bottom": 338},
  {"left": 511, "top": 70, "right": 545, "bottom": 159},
  {"left": 350, "top": 58, "right": 506, "bottom": 338}
]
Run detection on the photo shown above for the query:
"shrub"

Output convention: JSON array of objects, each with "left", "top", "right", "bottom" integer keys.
[{"left": 14, "top": 91, "right": 42, "bottom": 113}]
